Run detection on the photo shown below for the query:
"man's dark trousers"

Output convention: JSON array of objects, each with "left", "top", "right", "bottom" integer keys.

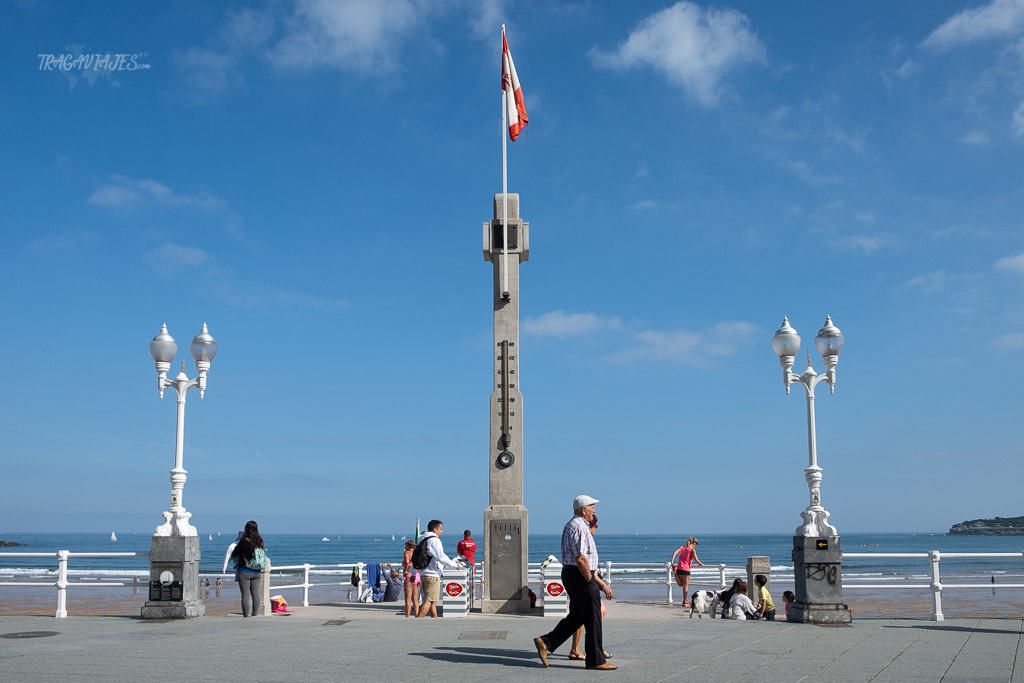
[{"left": 538, "top": 566, "right": 605, "bottom": 668}]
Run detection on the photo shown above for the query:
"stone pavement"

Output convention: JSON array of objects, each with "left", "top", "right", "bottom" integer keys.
[{"left": 1, "top": 600, "right": 1022, "bottom": 681}]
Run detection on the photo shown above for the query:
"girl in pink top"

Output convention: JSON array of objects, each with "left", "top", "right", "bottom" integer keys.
[{"left": 669, "top": 537, "right": 704, "bottom": 607}]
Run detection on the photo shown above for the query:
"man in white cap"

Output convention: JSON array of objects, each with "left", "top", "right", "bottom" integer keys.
[{"left": 533, "top": 494, "right": 616, "bottom": 671}]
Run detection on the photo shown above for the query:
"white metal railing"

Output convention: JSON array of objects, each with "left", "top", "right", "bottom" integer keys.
[
  {"left": 526, "top": 560, "right": 744, "bottom": 604},
  {"left": 267, "top": 562, "right": 369, "bottom": 606},
  {"left": 843, "top": 551, "right": 1024, "bottom": 621},
  {"left": 0, "top": 550, "right": 150, "bottom": 618}
]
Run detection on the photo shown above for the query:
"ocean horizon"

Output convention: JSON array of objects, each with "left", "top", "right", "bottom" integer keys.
[{"left": 3, "top": 531, "right": 1023, "bottom": 586}]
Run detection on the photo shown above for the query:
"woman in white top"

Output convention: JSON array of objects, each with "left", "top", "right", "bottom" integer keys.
[{"left": 729, "top": 580, "right": 757, "bottom": 620}]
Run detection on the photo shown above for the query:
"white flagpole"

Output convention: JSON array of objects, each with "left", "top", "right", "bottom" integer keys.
[{"left": 501, "top": 25, "right": 509, "bottom": 299}]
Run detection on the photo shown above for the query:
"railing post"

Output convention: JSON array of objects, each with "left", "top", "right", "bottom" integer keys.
[
  {"left": 604, "top": 561, "right": 612, "bottom": 586},
  {"left": 302, "top": 563, "right": 310, "bottom": 607},
  {"left": 55, "top": 549, "right": 69, "bottom": 618},
  {"left": 259, "top": 558, "right": 271, "bottom": 616},
  {"left": 929, "top": 550, "right": 943, "bottom": 621},
  {"left": 746, "top": 556, "right": 771, "bottom": 602},
  {"left": 666, "top": 562, "right": 674, "bottom": 604},
  {"left": 718, "top": 563, "right": 726, "bottom": 588}
]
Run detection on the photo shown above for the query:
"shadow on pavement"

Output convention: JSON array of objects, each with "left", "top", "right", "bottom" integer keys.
[
  {"left": 410, "top": 646, "right": 565, "bottom": 669},
  {"left": 886, "top": 624, "right": 1022, "bottom": 635}
]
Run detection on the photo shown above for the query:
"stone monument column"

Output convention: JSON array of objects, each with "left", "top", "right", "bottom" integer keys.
[{"left": 481, "top": 193, "right": 530, "bottom": 614}]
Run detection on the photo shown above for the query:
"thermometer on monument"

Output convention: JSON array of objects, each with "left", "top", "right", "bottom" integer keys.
[{"left": 497, "top": 339, "right": 516, "bottom": 468}]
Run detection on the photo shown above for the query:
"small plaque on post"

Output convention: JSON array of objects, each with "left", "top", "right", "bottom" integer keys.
[
  {"left": 816, "top": 538, "right": 829, "bottom": 550},
  {"left": 148, "top": 581, "right": 184, "bottom": 601}
]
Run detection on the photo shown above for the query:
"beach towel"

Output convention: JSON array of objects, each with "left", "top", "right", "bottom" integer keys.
[{"left": 367, "top": 563, "right": 386, "bottom": 602}]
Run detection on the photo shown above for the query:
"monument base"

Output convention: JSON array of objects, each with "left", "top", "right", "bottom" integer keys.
[
  {"left": 789, "top": 535, "right": 851, "bottom": 624},
  {"left": 141, "top": 534, "right": 205, "bottom": 620},
  {"left": 482, "top": 505, "right": 530, "bottom": 614}
]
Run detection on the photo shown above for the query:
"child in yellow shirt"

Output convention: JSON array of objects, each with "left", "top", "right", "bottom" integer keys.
[{"left": 753, "top": 574, "right": 776, "bottom": 620}]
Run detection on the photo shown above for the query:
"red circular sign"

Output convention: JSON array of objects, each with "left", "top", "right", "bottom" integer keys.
[
  {"left": 546, "top": 582, "right": 564, "bottom": 597},
  {"left": 445, "top": 582, "right": 463, "bottom": 597}
]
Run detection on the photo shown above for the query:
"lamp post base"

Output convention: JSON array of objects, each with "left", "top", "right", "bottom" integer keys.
[
  {"left": 789, "top": 535, "right": 851, "bottom": 625},
  {"left": 141, "top": 534, "right": 205, "bottom": 619}
]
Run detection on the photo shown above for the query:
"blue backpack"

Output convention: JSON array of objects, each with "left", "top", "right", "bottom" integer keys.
[{"left": 245, "top": 547, "right": 268, "bottom": 571}]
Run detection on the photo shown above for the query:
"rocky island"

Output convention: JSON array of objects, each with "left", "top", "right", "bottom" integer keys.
[
  {"left": 0, "top": 539, "right": 26, "bottom": 547},
  {"left": 949, "top": 516, "right": 1024, "bottom": 535}
]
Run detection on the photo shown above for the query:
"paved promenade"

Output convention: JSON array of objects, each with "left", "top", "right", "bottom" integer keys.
[{"left": 1, "top": 601, "right": 1022, "bottom": 681}]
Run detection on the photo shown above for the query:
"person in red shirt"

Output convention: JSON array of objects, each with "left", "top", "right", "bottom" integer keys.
[
  {"left": 457, "top": 530, "right": 477, "bottom": 566},
  {"left": 457, "top": 530, "right": 478, "bottom": 600}
]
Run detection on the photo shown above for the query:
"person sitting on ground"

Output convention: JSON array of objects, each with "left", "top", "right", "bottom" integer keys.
[
  {"left": 729, "top": 580, "right": 758, "bottom": 620},
  {"left": 782, "top": 590, "right": 795, "bottom": 620},
  {"left": 752, "top": 574, "right": 775, "bottom": 620},
  {"left": 716, "top": 578, "right": 743, "bottom": 619},
  {"left": 381, "top": 565, "right": 403, "bottom": 602}
]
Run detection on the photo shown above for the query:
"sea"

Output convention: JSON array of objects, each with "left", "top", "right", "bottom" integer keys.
[{"left": 2, "top": 531, "right": 1023, "bottom": 591}]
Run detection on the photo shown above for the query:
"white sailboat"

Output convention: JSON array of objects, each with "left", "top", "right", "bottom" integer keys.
[
  {"left": 208, "top": 534, "right": 213, "bottom": 541},
  {"left": 110, "top": 531, "right": 117, "bottom": 542},
  {"left": 391, "top": 533, "right": 396, "bottom": 541}
]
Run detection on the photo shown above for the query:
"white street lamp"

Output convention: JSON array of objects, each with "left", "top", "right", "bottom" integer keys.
[
  {"left": 148, "top": 323, "right": 217, "bottom": 537},
  {"left": 772, "top": 315, "right": 844, "bottom": 537}
]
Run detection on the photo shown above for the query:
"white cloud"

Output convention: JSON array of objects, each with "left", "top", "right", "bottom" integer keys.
[
  {"left": 523, "top": 310, "right": 623, "bottom": 338},
  {"left": 88, "top": 175, "right": 224, "bottom": 210},
  {"left": 994, "top": 251, "right": 1024, "bottom": 275},
  {"left": 221, "top": 7, "right": 275, "bottom": 50},
  {"left": 904, "top": 270, "right": 948, "bottom": 294},
  {"left": 992, "top": 332, "right": 1024, "bottom": 350},
  {"left": 274, "top": 0, "right": 421, "bottom": 75},
  {"left": 776, "top": 156, "right": 834, "bottom": 185},
  {"left": 1013, "top": 102, "right": 1024, "bottom": 137},
  {"left": 468, "top": 0, "right": 507, "bottom": 40},
  {"left": 612, "top": 320, "right": 760, "bottom": 364},
  {"left": 631, "top": 199, "right": 659, "bottom": 210},
  {"left": 26, "top": 230, "right": 98, "bottom": 251},
  {"left": 895, "top": 59, "right": 918, "bottom": 78},
  {"left": 831, "top": 233, "right": 896, "bottom": 254},
  {"left": 961, "top": 129, "right": 992, "bottom": 144},
  {"left": 590, "top": 1, "right": 765, "bottom": 107},
  {"left": 922, "top": 0, "right": 1024, "bottom": 50},
  {"left": 174, "top": 47, "right": 237, "bottom": 95},
  {"left": 932, "top": 224, "right": 994, "bottom": 238},
  {"left": 145, "top": 244, "right": 215, "bottom": 270}
]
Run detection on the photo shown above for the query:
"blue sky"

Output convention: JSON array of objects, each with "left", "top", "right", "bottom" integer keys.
[{"left": 2, "top": 0, "right": 1024, "bottom": 535}]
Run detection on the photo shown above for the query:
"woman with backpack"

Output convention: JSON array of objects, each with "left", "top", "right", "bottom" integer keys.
[{"left": 230, "top": 520, "right": 267, "bottom": 617}]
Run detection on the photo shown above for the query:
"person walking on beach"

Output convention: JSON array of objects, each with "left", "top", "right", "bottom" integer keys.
[
  {"left": 402, "top": 539, "right": 420, "bottom": 617},
  {"left": 670, "top": 537, "right": 704, "bottom": 607},
  {"left": 415, "top": 520, "right": 461, "bottom": 618},
  {"left": 229, "top": 520, "right": 267, "bottom": 617},
  {"left": 533, "top": 495, "right": 616, "bottom": 671}
]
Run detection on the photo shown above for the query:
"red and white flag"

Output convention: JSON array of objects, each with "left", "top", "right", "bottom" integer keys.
[{"left": 502, "top": 27, "right": 528, "bottom": 141}]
